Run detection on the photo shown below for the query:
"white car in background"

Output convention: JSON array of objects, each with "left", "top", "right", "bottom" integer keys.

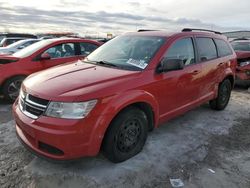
[{"left": 0, "top": 39, "right": 41, "bottom": 55}]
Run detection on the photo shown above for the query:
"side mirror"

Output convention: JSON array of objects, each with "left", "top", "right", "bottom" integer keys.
[
  {"left": 40, "top": 52, "right": 51, "bottom": 60},
  {"left": 157, "top": 58, "right": 184, "bottom": 73}
]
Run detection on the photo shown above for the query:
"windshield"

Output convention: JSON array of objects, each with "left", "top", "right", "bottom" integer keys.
[
  {"left": 0, "top": 36, "right": 5, "bottom": 42},
  {"left": 12, "top": 40, "right": 53, "bottom": 58},
  {"left": 231, "top": 42, "right": 250, "bottom": 51},
  {"left": 86, "top": 35, "right": 166, "bottom": 71}
]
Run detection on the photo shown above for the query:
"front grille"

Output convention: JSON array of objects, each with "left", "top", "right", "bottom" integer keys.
[{"left": 19, "top": 92, "right": 49, "bottom": 119}]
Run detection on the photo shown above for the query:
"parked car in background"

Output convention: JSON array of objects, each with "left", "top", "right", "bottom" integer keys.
[
  {"left": 0, "top": 37, "right": 29, "bottom": 47},
  {"left": 0, "top": 33, "right": 37, "bottom": 43},
  {"left": 0, "top": 39, "right": 41, "bottom": 55},
  {"left": 0, "top": 38, "right": 101, "bottom": 101},
  {"left": 231, "top": 39, "right": 250, "bottom": 87},
  {"left": 13, "top": 29, "right": 236, "bottom": 163}
]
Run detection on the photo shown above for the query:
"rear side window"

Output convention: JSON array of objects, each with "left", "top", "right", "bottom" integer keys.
[
  {"left": 79, "top": 43, "right": 99, "bottom": 56},
  {"left": 196, "top": 38, "right": 217, "bottom": 61},
  {"left": 214, "top": 39, "right": 233, "bottom": 57},
  {"left": 165, "top": 38, "right": 195, "bottom": 66}
]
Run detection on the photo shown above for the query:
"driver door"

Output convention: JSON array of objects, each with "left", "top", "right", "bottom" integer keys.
[{"left": 155, "top": 37, "right": 202, "bottom": 120}]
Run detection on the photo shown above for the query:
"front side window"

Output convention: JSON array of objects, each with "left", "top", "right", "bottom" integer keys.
[
  {"left": 196, "top": 37, "right": 217, "bottom": 61},
  {"left": 164, "top": 38, "right": 195, "bottom": 66},
  {"left": 43, "top": 43, "right": 75, "bottom": 58},
  {"left": 215, "top": 39, "right": 233, "bottom": 57},
  {"left": 86, "top": 35, "right": 166, "bottom": 71}
]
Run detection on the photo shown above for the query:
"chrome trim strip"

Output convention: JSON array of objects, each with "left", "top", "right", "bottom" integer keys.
[
  {"left": 22, "top": 110, "right": 38, "bottom": 119},
  {"left": 26, "top": 94, "right": 47, "bottom": 108},
  {"left": 25, "top": 102, "right": 46, "bottom": 111}
]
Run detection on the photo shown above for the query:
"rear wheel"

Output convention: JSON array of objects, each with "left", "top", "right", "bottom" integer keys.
[
  {"left": 2, "top": 76, "right": 25, "bottom": 102},
  {"left": 209, "top": 79, "right": 232, "bottom": 110},
  {"left": 102, "top": 107, "right": 148, "bottom": 163}
]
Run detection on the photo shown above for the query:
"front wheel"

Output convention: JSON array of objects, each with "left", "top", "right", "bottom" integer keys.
[
  {"left": 2, "top": 76, "right": 25, "bottom": 102},
  {"left": 209, "top": 79, "right": 232, "bottom": 110},
  {"left": 102, "top": 107, "right": 148, "bottom": 163}
]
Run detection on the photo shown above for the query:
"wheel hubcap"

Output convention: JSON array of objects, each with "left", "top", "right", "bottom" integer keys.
[
  {"left": 117, "top": 119, "right": 141, "bottom": 153},
  {"left": 7, "top": 80, "right": 22, "bottom": 100}
]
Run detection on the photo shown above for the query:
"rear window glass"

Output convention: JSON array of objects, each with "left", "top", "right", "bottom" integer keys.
[
  {"left": 215, "top": 39, "right": 233, "bottom": 57},
  {"left": 231, "top": 41, "right": 250, "bottom": 51},
  {"left": 196, "top": 37, "right": 217, "bottom": 61}
]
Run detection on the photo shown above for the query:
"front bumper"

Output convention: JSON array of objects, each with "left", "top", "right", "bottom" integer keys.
[{"left": 13, "top": 101, "right": 109, "bottom": 160}]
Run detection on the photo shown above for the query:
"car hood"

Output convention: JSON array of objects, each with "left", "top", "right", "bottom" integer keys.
[
  {"left": 23, "top": 61, "right": 142, "bottom": 101},
  {"left": 0, "top": 55, "right": 19, "bottom": 64}
]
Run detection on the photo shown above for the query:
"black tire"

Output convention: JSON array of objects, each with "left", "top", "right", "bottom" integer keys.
[
  {"left": 2, "top": 76, "right": 25, "bottom": 102},
  {"left": 102, "top": 107, "right": 148, "bottom": 163},
  {"left": 209, "top": 79, "right": 232, "bottom": 110}
]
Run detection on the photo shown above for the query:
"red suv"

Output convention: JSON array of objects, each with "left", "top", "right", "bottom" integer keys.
[
  {"left": 13, "top": 29, "right": 237, "bottom": 163},
  {"left": 0, "top": 38, "right": 101, "bottom": 101}
]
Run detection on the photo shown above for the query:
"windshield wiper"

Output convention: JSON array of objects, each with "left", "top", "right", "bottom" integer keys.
[
  {"left": 95, "top": 60, "right": 118, "bottom": 67},
  {"left": 83, "top": 59, "right": 118, "bottom": 68}
]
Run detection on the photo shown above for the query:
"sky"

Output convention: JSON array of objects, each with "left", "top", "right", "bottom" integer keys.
[{"left": 0, "top": 0, "right": 250, "bottom": 37}]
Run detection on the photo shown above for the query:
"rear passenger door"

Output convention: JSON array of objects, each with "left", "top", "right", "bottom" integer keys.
[
  {"left": 195, "top": 37, "right": 221, "bottom": 98},
  {"left": 214, "top": 38, "right": 234, "bottom": 80}
]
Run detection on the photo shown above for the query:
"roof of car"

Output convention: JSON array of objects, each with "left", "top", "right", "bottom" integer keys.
[{"left": 44, "top": 37, "right": 99, "bottom": 43}]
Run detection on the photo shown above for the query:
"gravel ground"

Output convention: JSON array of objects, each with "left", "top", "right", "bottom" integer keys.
[{"left": 0, "top": 88, "right": 249, "bottom": 188}]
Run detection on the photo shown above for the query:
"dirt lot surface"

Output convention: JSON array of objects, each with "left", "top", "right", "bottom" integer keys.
[{"left": 0, "top": 88, "right": 249, "bottom": 188}]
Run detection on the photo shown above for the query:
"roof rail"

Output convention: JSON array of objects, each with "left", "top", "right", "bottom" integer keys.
[
  {"left": 137, "top": 29, "right": 159, "bottom": 32},
  {"left": 182, "top": 28, "right": 222, "bottom": 35}
]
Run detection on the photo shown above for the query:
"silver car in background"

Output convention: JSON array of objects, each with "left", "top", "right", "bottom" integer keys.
[{"left": 0, "top": 39, "right": 41, "bottom": 55}]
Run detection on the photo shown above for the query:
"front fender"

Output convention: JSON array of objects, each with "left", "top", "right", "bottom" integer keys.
[
  {"left": 101, "top": 90, "right": 159, "bottom": 121},
  {"left": 87, "top": 89, "right": 159, "bottom": 155}
]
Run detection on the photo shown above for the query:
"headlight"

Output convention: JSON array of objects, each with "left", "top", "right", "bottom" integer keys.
[
  {"left": 240, "top": 61, "right": 250, "bottom": 67},
  {"left": 45, "top": 100, "right": 97, "bottom": 119}
]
